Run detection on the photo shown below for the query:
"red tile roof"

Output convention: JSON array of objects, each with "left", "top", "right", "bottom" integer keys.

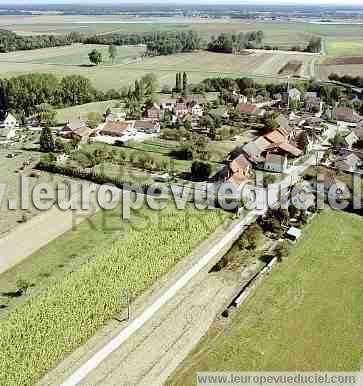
[
  {"left": 237, "top": 103, "right": 258, "bottom": 114},
  {"left": 265, "top": 130, "right": 286, "bottom": 144}
]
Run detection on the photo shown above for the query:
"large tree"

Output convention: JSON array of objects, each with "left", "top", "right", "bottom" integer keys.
[
  {"left": 40, "top": 127, "right": 55, "bottom": 153},
  {"left": 182, "top": 72, "right": 188, "bottom": 96},
  {"left": 88, "top": 49, "right": 102, "bottom": 66},
  {"left": 142, "top": 73, "right": 158, "bottom": 96},
  {"left": 35, "top": 103, "right": 56, "bottom": 126}
]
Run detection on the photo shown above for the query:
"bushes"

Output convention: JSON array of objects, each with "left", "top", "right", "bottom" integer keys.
[{"left": 36, "top": 163, "right": 152, "bottom": 193}]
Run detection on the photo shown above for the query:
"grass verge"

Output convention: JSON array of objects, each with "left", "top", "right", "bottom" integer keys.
[{"left": 168, "top": 210, "right": 363, "bottom": 385}]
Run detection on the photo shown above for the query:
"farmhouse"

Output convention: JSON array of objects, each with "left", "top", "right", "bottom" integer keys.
[
  {"left": 59, "top": 119, "right": 93, "bottom": 142},
  {"left": 146, "top": 104, "right": 161, "bottom": 120},
  {"left": 265, "top": 130, "right": 286, "bottom": 144},
  {"left": 0, "top": 113, "right": 18, "bottom": 139},
  {"left": 134, "top": 120, "right": 160, "bottom": 134},
  {"left": 212, "top": 154, "right": 251, "bottom": 187},
  {"left": 264, "top": 153, "right": 288, "bottom": 173},
  {"left": 263, "top": 142, "right": 302, "bottom": 158},
  {"left": 237, "top": 103, "right": 259, "bottom": 115},
  {"left": 242, "top": 136, "right": 271, "bottom": 163}
]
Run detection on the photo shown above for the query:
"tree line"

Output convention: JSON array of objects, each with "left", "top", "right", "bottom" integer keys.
[
  {"left": 0, "top": 29, "right": 81, "bottom": 53},
  {"left": 0, "top": 73, "right": 120, "bottom": 117},
  {"left": 329, "top": 73, "right": 363, "bottom": 89},
  {"left": 207, "top": 31, "right": 264, "bottom": 53}
]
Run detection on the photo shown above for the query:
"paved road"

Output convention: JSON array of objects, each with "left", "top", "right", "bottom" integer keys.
[{"left": 59, "top": 211, "right": 258, "bottom": 386}]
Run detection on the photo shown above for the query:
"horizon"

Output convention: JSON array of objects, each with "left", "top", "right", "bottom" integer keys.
[{"left": 0, "top": 1, "right": 363, "bottom": 7}]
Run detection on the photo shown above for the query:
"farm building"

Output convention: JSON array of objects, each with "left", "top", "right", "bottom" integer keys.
[
  {"left": 236, "top": 103, "right": 259, "bottom": 115},
  {"left": 286, "top": 227, "right": 302, "bottom": 241},
  {"left": 264, "top": 153, "right": 288, "bottom": 173},
  {"left": 134, "top": 120, "right": 160, "bottom": 134},
  {"left": 99, "top": 121, "right": 134, "bottom": 137},
  {"left": 211, "top": 153, "right": 252, "bottom": 188},
  {"left": 146, "top": 104, "right": 161, "bottom": 120},
  {"left": 59, "top": 120, "right": 93, "bottom": 142}
]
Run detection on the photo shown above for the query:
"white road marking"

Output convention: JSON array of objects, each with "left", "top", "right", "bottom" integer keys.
[{"left": 60, "top": 212, "right": 256, "bottom": 386}]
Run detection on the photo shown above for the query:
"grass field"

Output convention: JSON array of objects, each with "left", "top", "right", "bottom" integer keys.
[
  {"left": 0, "top": 140, "right": 71, "bottom": 236},
  {"left": 0, "top": 48, "right": 317, "bottom": 91},
  {"left": 0, "top": 202, "right": 229, "bottom": 386},
  {"left": 55, "top": 99, "right": 120, "bottom": 124},
  {"left": 0, "top": 44, "right": 145, "bottom": 65},
  {"left": 318, "top": 63, "right": 363, "bottom": 79},
  {"left": 326, "top": 39, "right": 363, "bottom": 57},
  {"left": 168, "top": 210, "right": 363, "bottom": 385}
]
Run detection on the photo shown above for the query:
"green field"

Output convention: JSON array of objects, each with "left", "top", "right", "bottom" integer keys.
[
  {"left": 0, "top": 203, "right": 229, "bottom": 385},
  {"left": 56, "top": 99, "right": 120, "bottom": 124},
  {"left": 169, "top": 210, "right": 363, "bottom": 385},
  {"left": 0, "top": 48, "right": 317, "bottom": 91},
  {"left": 326, "top": 39, "right": 363, "bottom": 57}
]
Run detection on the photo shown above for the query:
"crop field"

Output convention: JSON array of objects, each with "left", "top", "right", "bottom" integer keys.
[
  {"left": 318, "top": 53, "right": 363, "bottom": 79},
  {"left": 325, "top": 39, "right": 363, "bottom": 57},
  {"left": 168, "top": 210, "right": 363, "bottom": 386},
  {"left": 0, "top": 48, "right": 318, "bottom": 91},
  {"left": 0, "top": 202, "right": 229, "bottom": 386},
  {"left": 318, "top": 63, "right": 363, "bottom": 80}
]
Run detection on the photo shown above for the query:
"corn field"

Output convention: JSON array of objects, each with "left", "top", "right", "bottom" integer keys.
[{"left": 0, "top": 205, "right": 228, "bottom": 385}]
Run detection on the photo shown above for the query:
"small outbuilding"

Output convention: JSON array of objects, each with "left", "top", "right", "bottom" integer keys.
[{"left": 286, "top": 226, "right": 302, "bottom": 241}]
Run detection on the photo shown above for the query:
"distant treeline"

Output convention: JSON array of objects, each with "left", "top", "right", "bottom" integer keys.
[
  {"left": 85, "top": 30, "right": 205, "bottom": 56},
  {"left": 207, "top": 31, "right": 264, "bottom": 53},
  {"left": 0, "top": 73, "right": 120, "bottom": 116},
  {"left": 0, "top": 28, "right": 322, "bottom": 55},
  {"left": 84, "top": 30, "right": 321, "bottom": 55},
  {"left": 0, "top": 29, "right": 82, "bottom": 53},
  {"left": 329, "top": 73, "right": 363, "bottom": 89}
]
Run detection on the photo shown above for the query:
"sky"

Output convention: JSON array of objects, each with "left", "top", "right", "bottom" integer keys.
[{"left": 1, "top": 0, "right": 363, "bottom": 5}]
